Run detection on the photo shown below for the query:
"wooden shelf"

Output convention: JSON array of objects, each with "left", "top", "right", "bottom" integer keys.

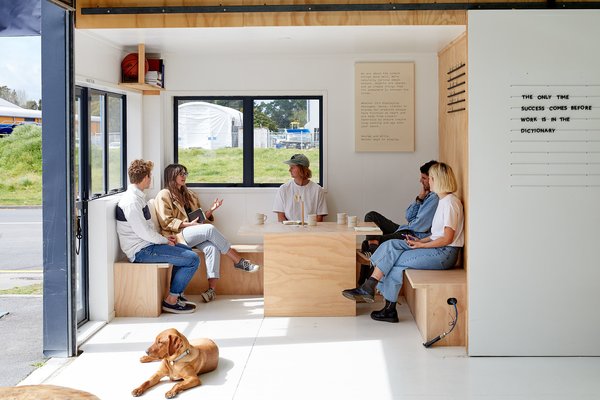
[
  {"left": 120, "top": 43, "right": 164, "bottom": 96},
  {"left": 118, "top": 82, "right": 163, "bottom": 95}
]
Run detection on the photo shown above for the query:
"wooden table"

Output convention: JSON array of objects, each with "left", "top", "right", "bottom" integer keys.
[{"left": 238, "top": 222, "right": 382, "bottom": 317}]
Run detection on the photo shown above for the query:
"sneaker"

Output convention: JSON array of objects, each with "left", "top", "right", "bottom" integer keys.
[
  {"left": 162, "top": 300, "right": 196, "bottom": 314},
  {"left": 200, "top": 288, "right": 216, "bottom": 303},
  {"left": 178, "top": 294, "right": 195, "bottom": 305},
  {"left": 234, "top": 258, "right": 260, "bottom": 273},
  {"left": 358, "top": 241, "right": 379, "bottom": 263},
  {"left": 357, "top": 251, "right": 372, "bottom": 265}
]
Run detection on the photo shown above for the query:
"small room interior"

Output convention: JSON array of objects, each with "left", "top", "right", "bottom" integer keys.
[{"left": 75, "top": 22, "right": 469, "bottom": 345}]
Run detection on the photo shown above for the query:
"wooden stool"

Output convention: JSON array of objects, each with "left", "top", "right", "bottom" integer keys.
[{"left": 114, "top": 262, "right": 171, "bottom": 317}]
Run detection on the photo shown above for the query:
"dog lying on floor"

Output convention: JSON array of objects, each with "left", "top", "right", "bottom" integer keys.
[{"left": 132, "top": 328, "right": 219, "bottom": 399}]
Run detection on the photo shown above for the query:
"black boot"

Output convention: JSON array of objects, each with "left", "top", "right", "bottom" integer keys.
[
  {"left": 370, "top": 299, "right": 399, "bottom": 323},
  {"left": 342, "top": 277, "right": 377, "bottom": 303},
  {"left": 357, "top": 264, "right": 374, "bottom": 286}
]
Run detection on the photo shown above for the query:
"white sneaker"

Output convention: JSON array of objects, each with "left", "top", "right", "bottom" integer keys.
[
  {"left": 234, "top": 258, "right": 260, "bottom": 273},
  {"left": 200, "top": 288, "right": 216, "bottom": 303}
]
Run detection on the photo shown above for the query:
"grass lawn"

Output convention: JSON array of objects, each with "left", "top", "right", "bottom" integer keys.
[
  {"left": 0, "top": 123, "right": 320, "bottom": 205},
  {"left": 179, "top": 147, "right": 321, "bottom": 183},
  {"left": 0, "top": 283, "right": 43, "bottom": 295},
  {"left": 0, "top": 125, "right": 42, "bottom": 206}
]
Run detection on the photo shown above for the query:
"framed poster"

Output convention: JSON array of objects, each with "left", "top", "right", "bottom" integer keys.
[{"left": 355, "top": 62, "right": 415, "bottom": 152}]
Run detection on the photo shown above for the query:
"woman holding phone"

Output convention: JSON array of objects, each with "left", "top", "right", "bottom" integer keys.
[
  {"left": 342, "top": 162, "right": 464, "bottom": 323},
  {"left": 154, "top": 163, "right": 260, "bottom": 303}
]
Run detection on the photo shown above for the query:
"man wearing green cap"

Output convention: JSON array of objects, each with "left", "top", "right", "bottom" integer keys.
[{"left": 273, "top": 153, "right": 328, "bottom": 222}]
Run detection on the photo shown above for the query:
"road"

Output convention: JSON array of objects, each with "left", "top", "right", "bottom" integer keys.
[
  {"left": 0, "top": 207, "right": 42, "bottom": 271},
  {"left": 0, "top": 207, "right": 45, "bottom": 386}
]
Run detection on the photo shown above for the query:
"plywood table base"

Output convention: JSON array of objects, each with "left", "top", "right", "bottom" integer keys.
[{"left": 264, "top": 232, "right": 356, "bottom": 316}]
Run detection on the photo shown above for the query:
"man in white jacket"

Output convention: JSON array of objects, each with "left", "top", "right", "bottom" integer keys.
[{"left": 116, "top": 159, "right": 199, "bottom": 314}]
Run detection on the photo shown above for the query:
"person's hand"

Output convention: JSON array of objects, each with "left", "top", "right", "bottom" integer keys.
[
  {"left": 405, "top": 234, "right": 421, "bottom": 248},
  {"left": 167, "top": 236, "right": 177, "bottom": 246},
  {"left": 210, "top": 198, "right": 223, "bottom": 212},
  {"left": 181, "top": 217, "right": 200, "bottom": 228},
  {"left": 418, "top": 187, "right": 429, "bottom": 201}
]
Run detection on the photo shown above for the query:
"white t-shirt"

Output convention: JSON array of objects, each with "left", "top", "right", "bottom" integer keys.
[
  {"left": 273, "top": 180, "right": 328, "bottom": 221},
  {"left": 430, "top": 193, "right": 464, "bottom": 247}
]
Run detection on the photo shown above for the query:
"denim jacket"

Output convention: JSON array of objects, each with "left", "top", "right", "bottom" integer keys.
[{"left": 397, "top": 192, "right": 439, "bottom": 238}]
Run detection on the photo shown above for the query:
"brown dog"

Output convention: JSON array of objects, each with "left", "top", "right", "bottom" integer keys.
[{"left": 132, "top": 328, "right": 219, "bottom": 399}]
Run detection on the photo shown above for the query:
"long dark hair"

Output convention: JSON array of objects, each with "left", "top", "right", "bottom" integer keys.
[{"left": 163, "top": 164, "right": 195, "bottom": 208}]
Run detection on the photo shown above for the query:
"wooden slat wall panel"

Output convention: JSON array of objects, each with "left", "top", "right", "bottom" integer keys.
[
  {"left": 438, "top": 32, "right": 468, "bottom": 249},
  {"left": 438, "top": 32, "right": 468, "bottom": 346}
]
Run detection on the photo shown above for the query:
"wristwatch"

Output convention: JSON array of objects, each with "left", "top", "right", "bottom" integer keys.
[{"left": 415, "top": 196, "right": 423, "bottom": 204}]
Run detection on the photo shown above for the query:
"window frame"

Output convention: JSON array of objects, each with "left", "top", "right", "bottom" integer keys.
[
  {"left": 173, "top": 95, "right": 323, "bottom": 188},
  {"left": 76, "top": 86, "right": 127, "bottom": 199}
]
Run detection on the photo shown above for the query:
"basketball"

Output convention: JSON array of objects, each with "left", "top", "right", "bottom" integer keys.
[{"left": 121, "top": 53, "right": 149, "bottom": 80}]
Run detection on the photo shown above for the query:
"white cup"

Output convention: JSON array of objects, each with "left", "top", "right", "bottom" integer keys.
[
  {"left": 337, "top": 212, "right": 347, "bottom": 225},
  {"left": 308, "top": 214, "right": 317, "bottom": 226},
  {"left": 347, "top": 215, "right": 358, "bottom": 228},
  {"left": 255, "top": 213, "right": 267, "bottom": 225}
]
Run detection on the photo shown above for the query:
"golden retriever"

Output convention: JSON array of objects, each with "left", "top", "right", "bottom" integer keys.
[{"left": 132, "top": 328, "right": 219, "bottom": 399}]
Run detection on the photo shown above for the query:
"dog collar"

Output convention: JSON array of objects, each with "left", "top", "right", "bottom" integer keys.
[{"left": 169, "top": 348, "right": 190, "bottom": 365}]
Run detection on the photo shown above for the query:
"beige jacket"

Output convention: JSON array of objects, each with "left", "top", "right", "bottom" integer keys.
[{"left": 154, "top": 188, "right": 212, "bottom": 243}]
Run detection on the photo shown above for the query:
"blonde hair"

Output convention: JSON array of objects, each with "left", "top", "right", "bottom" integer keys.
[
  {"left": 429, "top": 162, "right": 457, "bottom": 194},
  {"left": 128, "top": 159, "right": 153, "bottom": 184}
]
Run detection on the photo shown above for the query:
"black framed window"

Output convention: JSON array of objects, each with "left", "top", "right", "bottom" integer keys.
[
  {"left": 174, "top": 96, "right": 323, "bottom": 187},
  {"left": 76, "top": 86, "right": 127, "bottom": 198}
]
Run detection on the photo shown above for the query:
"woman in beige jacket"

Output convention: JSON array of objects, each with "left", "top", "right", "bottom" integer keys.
[{"left": 154, "top": 163, "right": 260, "bottom": 303}]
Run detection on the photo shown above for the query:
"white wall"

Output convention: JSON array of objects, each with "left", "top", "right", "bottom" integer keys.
[
  {"left": 153, "top": 51, "right": 440, "bottom": 243},
  {"left": 469, "top": 10, "right": 600, "bottom": 355}
]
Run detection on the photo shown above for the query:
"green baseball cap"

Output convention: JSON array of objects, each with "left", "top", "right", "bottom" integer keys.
[{"left": 283, "top": 154, "right": 310, "bottom": 168}]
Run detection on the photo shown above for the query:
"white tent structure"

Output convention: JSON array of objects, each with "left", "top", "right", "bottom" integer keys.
[{"left": 178, "top": 101, "right": 243, "bottom": 149}]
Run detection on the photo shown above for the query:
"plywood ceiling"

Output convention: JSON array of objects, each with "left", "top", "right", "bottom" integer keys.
[{"left": 82, "top": 25, "right": 466, "bottom": 56}]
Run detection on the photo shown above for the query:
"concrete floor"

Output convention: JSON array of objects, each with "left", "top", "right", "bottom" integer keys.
[{"left": 17, "top": 295, "right": 600, "bottom": 400}]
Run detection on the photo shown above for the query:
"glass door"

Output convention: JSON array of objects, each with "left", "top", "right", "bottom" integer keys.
[{"left": 74, "top": 87, "right": 89, "bottom": 326}]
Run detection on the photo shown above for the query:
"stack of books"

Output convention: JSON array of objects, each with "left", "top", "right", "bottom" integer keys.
[{"left": 145, "top": 58, "right": 164, "bottom": 88}]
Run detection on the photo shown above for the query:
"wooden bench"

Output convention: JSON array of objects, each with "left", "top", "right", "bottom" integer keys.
[
  {"left": 403, "top": 268, "right": 466, "bottom": 346},
  {"left": 113, "top": 198, "right": 265, "bottom": 317},
  {"left": 186, "top": 244, "right": 264, "bottom": 295},
  {"left": 113, "top": 244, "right": 264, "bottom": 317}
]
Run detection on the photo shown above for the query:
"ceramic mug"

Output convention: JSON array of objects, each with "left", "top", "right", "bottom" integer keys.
[
  {"left": 347, "top": 215, "right": 358, "bottom": 228},
  {"left": 255, "top": 213, "right": 267, "bottom": 225},
  {"left": 308, "top": 214, "right": 318, "bottom": 226},
  {"left": 337, "top": 212, "right": 347, "bottom": 225}
]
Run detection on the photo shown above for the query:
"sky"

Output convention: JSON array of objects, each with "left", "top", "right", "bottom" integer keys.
[{"left": 0, "top": 36, "right": 41, "bottom": 102}]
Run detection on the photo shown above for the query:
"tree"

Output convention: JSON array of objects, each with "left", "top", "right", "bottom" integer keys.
[
  {"left": 0, "top": 85, "right": 19, "bottom": 105},
  {"left": 253, "top": 109, "right": 278, "bottom": 131},
  {"left": 0, "top": 85, "right": 38, "bottom": 108},
  {"left": 24, "top": 100, "right": 39, "bottom": 110},
  {"left": 259, "top": 99, "right": 308, "bottom": 130}
]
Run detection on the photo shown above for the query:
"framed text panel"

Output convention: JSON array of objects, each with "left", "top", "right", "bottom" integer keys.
[{"left": 355, "top": 62, "right": 415, "bottom": 152}]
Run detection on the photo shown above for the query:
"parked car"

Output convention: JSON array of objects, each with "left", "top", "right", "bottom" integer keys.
[{"left": 0, "top": 123, "right": 16, "bottom": 135}]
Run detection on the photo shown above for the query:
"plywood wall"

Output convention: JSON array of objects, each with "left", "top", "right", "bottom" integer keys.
[{"left": 438, "top": 31, "right": 468, "bottom": 267}]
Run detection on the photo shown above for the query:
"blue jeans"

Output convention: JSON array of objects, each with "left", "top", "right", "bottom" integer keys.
[
  {"left": 370, "top": 239, "right": 460, "bottom": 302},
  {"left": 133, "top": 243, "right": 199, "bottom": 296}
]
